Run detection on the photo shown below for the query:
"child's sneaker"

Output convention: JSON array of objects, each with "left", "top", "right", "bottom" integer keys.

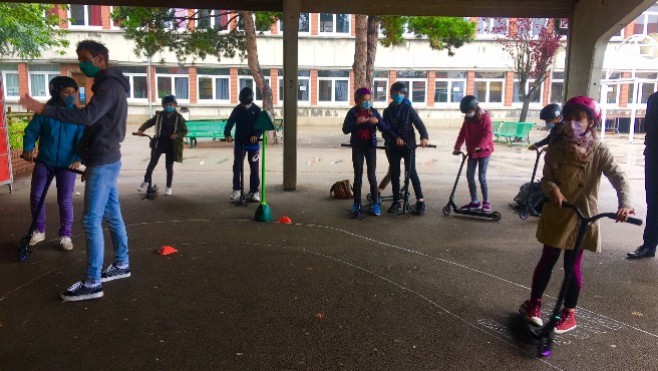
[
  {"left": 372, "top": 203, "right": 382, "bottom": 216},
  {"left": 249, "top": 191, "right": 261, "bottom": 202},
  {"left": 101, "top": 264, "right": 132, "bottom": 282},
  {"left": 351, "top": 202, "right": 361, "bottom": 214},
  {"left": 414, "top": 201, "right": 426, "bottom": 215},
  {"left": 29, "top": 231, "right": 45, "bottom": 246},
  {"left": 230, "top": 190, "right": 241, "bottom": 200},
  {"left": 61, "top": 281, "right": 103, "bottom": 302},
  {"left": 482, "top": 202, "right": 492, "bottom": 212},
  {"left": 137, "top": 182, "right": 148, "bottom": 192},
  {"left": 164, "top": 187, "right": 173, "bottom": 196},
  {"left": 554, "top": 308, "right": 577, "bottom": 334},
  {"left": 519, "top": 298, "right": 543, "bottom": 327},
  {"left": 460, "top": 201, "right": 481, "bottom": 210},
  {"left": 59, "top": 236, "right": 74, "bottom": 251}
]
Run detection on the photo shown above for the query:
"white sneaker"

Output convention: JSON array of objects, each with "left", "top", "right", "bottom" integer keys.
[
  {"left": 60, "top": 236, "right": 74, "bottom": 251},
  {"left": 249, "top": 191, "right": 261, "bottom": 202},
  {"left": 29, "top": 231, "right": 45, "bottom": 246},
  {"left": 230, "top": 190, "right": 241, "bottom": 200},
  {"left": 165, "top": 187, "right": 173, "bottom": 196},
  {"left": 137, "top": 182, "right": 148, "bottom": 192}
]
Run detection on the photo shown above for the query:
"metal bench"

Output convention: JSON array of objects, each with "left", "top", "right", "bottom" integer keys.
[
  {"left": 493, "top": 121, "right": 534, "bottom": 145},
  {"left": 185, "top": 119, "right": 229, "bottom": 148}
]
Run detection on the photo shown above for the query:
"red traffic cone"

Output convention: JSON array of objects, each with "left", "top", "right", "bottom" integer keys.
[
  {"left": 277, "top": 216, "right": 292, "bottom": 224},
  {"left": 157, "top": 245, "right": 178, "bottom": 256}
]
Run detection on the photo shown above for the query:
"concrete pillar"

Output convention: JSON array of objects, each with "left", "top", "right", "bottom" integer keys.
[
  {"left": 283, "top": 0, "right": 300, "bottom": 191},
  {"left": 565, "top": 0, "right": 656, "bottom": 99}
]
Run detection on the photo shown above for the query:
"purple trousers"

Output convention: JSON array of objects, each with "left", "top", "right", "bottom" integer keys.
[{"left": 30, "top": 162, "right": 77, "bottom": 237}]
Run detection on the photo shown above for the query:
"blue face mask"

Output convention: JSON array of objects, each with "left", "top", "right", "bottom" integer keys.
[
  {"left": 360, "top": 101, "right": 371, "bottom": 109},
  {"left": 392, "top": 94, "right": 404, "bottom": 104},
  {"left": 62, "top": 95, "right": 76, "bottom": 109},
  {"left": 164, "top": 106, "right": 176, "bottom": 113}
]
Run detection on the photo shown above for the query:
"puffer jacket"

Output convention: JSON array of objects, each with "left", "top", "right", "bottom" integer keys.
[
  {"left": 382, "top": 102, "right": 428, "bottom": 146},
  {"left": 23, "top": 109, "right": 84, "bottom": 168}
]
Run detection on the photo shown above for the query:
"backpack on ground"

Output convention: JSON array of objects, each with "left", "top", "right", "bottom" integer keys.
[
  {"left": 330, "top": 179, "right": 353, "bottom": 199},
  {"left": 510, "top": 181, "right": 545, "bottom": 216}
]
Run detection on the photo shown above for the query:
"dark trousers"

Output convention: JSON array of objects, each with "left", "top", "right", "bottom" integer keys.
[
  {"left": 352, "top": 144, "right": 377, "bottom": 204},
  {"left": 233, "top": 145, "right": 260, "bottom": 193},
  {"left": 144, "top": 140, "right": 174, "bottom": 188},
  {"left": 644, "top": 154, "right": 658, "bottom": 249},
  {"left": 531, "top": 245, "right": 584, "bottom": 309},
  {"left": 386, "top": 144, "right": 423, "bottom": 203}
]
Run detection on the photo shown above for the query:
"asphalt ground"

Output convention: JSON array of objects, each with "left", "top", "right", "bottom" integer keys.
[{"left": 1, "top": 125, "right": 656, "bottom": 370}]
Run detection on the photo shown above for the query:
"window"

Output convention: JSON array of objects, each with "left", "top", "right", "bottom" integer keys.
[
  {"left": 68, "top": 4, "right": 102, "bottom": 27},
  {"left": 434, "top": 71, "right": 466, "bottom": 104},
  {"left": 279, "top": 13, "right": 310, "bottom": 33},
  {"left": 197, "top": 68, "right": 230, "bottom": 101},
  {"left": 196, "top": 9, "right": 230, "bottom": 30},
  {"left": 601, "top": 72, "right": 621, "bottom": 106},
  {"left": 319, "top": 13, "right": 350, "bottom": 34},
  {"left": 28, "top": 65, "right": 60, "bottom": 98},
  {"left": 238, "top": 69, "right": 271, "bottom": 101},
  {"left": 373, "top": 71, "right": 389, "bottom": 103},
  {"left": 512, "top": 79, "right": 542, "bottom": 103},
  {"left": 474, "top": 72, "right": 505, "bottom": 104},
  {"left": 163, "top": 8, "right": 189, "bottom": 30},
  {"left": 277, "top": 69, "right": 310, "bottom": 103},
  {"left": 1, "top": 65, "right": 20, "bottom": 99},
  {"left": 396, "top": 71, "right": 427, "bottom": 104},
  {"left": 122, "top": 66, "right": 148, "bottom": 100},
  {"left": 318, "top": 70, "right": 349, "bottom": 103},
  {"left": 550, "top": 71, "right": 564, "bottom": 103},
  {"left": 628, "top": 72, "right": 657, "bottom": 105},
  {"left": 633, "top": 7, "right": 658, "bottom": 35},
  {"left": 156, "top": 67, "right": 189, "bottom": 100},
  {"left": 531, "top": 18, "right": 548, "bottom": 36},
  {"left": 109, "top": 6, "right": 123, "bottom": 29},
  {"left": 477, "top": 18, "right": 508, "bottom": 36}
]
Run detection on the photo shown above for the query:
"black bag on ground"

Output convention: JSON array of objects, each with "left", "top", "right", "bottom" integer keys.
[{"left": 511, "top": 181, "right": 545, "bottom": 216}]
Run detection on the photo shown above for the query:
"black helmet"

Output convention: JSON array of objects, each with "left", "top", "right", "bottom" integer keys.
[
  {"left": 459, "top": 95, "right": 478, "bottom": 113},
  {"left": 48, "top": 76, "right": 78, "bottom": 97},
  {"left": 161, "top": 94, "right": 177, "bottom": 106},
  {"left": 539, "top": 103, "right": 562, "bottom": 120},
  {"left": 239, "top": 87, "right": 254, "bottom": 104},
  {"left": 390, "top": 81, "right": 408, "bottom": 95}
]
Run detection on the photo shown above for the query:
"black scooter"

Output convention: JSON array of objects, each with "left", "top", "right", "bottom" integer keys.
[
  {"left": 18, "top": 158, "right": 84, "bottom": 262},
  {"left": 516, "top": 147, "right": 545, "bottom": 220},
  {"left": 523, "top": 201, "right": 642, "bottom": 357},
  {"left": 133, "top": 132, "right": 159, "bottom": 200},
  {"left": 233, "top": 142, "right": 249, "bottom": 207},
  {"left": 442, "top": 151, "right": 501, "bottom": 221}
]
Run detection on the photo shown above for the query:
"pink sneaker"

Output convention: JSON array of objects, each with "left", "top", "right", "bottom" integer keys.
[
  {"left": 519, "top": 298, "right": 543, "bottom": 327},
  {"left": 554, "top": 308, "right": 577, "bottom": 334},
  {"left": 460, "top": 201, "right": 481, "bottom": 210},
  {"left": 482, "top": 202, "right": 492, "bottom": 212}
]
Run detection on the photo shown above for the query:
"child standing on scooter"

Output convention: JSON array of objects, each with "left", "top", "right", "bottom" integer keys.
[
  {"left": 22, "top": 76, "right": 84, "bottom": 251},
  {"left": 453, "top": 95, "right": 494, "bottom": 212},
  {"left": 224, "top": 87, "right": 263, "bottom": 202},
  {"left": 529, "top": 103, "right": 562, "bottom": 150},
  {"left": 520, "top": 96, "right": 633, "bottom": 334},
  {"left": 342, "top": 87, "right": 388, "bottom": 216}
]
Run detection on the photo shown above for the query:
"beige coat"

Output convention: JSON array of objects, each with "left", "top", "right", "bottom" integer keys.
[{"left": 536, "top": 141, "right": 633, "bottom": 252}]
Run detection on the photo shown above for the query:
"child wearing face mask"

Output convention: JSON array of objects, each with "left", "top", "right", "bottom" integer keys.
[
  {"left": 453, "top": 95, "right": 495, "bottom": 212},
  {"left": 342, "top": 87, "right": 389, "bottom": 217},
  {"left": 22, "top": 76, "right": 85, "bottom": 251},
  {"left": 529, "top": 103, "right": 563, "bottom": 150},
  {"left": 136, "top": 94, "right": 188, "bottom": 196},
  {"left": 520, "top": 96, "right": 633, "bottom": 334}
]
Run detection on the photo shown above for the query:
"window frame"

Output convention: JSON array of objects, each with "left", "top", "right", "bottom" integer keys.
[
  {"left": 67, "top": 4, "right": 103, "bottom": 29},
  {"left": 476, "top": 18, "right": 508, "bottom": 38},
  {"left": 123, "top": 73, "right": 149, "bottom": 101},
  {"left": 278, "top": 12, "right": 310, "bottom": 35},
  {"left": 238, "top": 76, "right": 271, "bottom": 104},
  {"left": 317, "top": 70, "right": 350, "bottom": 105},
  {"left": 156, "top": 73, "right": 190, "bottom": 102},
  {"left": 372, "top": 78, "right": 389, "bottom": 104},
  {"left": 28, "top": 71, "right": 61, "bottom": 99},
  {"left": 511, "top": 79, "right": 544, "bottom": 106},
  {"left": 473, "top": 75, "right": 505, "bottom": 105},
  {"left": 197, "top": 74, "right": 231, "bottom": 102},
  {"left": 433, "top": 72, "right": 467, "bottom": 106},
  {"left": 319, "top": 13, "right": 351, "bottom": 35},
  {"left": 395, "top": 78, "right": 427, "bottom": 106},
  {"left": 277, "top": 70, "right": 311, "bottom": 105},
  {"left": 1, "top": 71, "right": 21, "bottom": 101}
]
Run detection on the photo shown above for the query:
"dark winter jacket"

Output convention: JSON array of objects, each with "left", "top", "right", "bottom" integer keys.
[
  {"left": 43, "top": 67, "right": 130, "bottom": 166},
  {"left": 224, "top": 104, "right": 263, "bottom": 148},
  {"left": 138, "top": 110, "right": 189, "bottom": 162},
  {"left": 534, "top": 121, "right": 564, "bottom": 148},
  {"left": 645, "top": 91, "right": 658, "bottom": 158},
  {"left": 23, "top": 105, "right": 84, "bottom": 169},
  {"left": 382, "top": 102, "right": 429, "bottom": 146},
  {"left": 342, "top": 106, "right": 388, "bottom": 147}
]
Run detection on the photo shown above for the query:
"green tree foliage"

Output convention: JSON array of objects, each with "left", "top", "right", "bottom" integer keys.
[
  {"left": 0, "top": 3, "right": 69, "bottom": 59},
  {"left": 379, "top": 16, "right": 475, "bottom": 56}
]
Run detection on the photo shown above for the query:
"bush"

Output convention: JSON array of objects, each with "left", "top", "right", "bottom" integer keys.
[{"left": 8, "top": 117, "right": 29, "bottom": 151}]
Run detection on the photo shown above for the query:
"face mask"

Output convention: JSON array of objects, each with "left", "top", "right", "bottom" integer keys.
[
  {"left": 164, "top": 106, "right": 175, "bottom": 113},
  {"left": 62, "top": 95, "right": 76, "bottom": 109},
  {"left": 79, "top": 56, "right": 100, "bottom": 78},
  {"left": 465, "top": 112, "right": 476, "bottom": 118},
  {"left": 360, "top": 101, "right": 371, "bottom": 109},
  {"left": 392, "top": 94, "right": 404, "bottom": 104},
  {"left": 569, "top": 120, "right": 587, "bottom": 137}
]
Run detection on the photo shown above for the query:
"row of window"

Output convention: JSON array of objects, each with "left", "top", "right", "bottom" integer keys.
[{"left": 3, "top": 67, "right": 656, "bottom": 106}]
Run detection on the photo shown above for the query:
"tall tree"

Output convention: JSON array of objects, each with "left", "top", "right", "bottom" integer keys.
[
  {"left": 0, "top": 3, "right": 68, "bottom": 59},
  {"left": 492, "top": 18, "right": 563, "bottom": 122},
  {"left": 352, "top": 16, "right": 475, "bottom": 92}
]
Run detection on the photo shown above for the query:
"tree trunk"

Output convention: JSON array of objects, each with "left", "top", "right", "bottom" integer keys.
[
  {"left": 242, "top": 11, "right": 276, "bottom": 142},
  {"left": 352, "top": 15, "right": 367, "bottom": 92},
  {"left": 365, "top": 16, "right": 380, "bottom": 89},
  {"left": 519, "top": 98, "right": 530, "bottom": 122}
]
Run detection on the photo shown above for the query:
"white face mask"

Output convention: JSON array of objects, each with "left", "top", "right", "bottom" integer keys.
[
  {"left": 465, "top": 112, "right": 476, "bottom": 118},
  {"left": 569, "top": 120, "right": 587, "bottom": 137}
]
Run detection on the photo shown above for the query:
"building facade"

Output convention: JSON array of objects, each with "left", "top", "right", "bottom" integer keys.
[{"left": 1, "top": 4, "right": 658, "bottom": 125}]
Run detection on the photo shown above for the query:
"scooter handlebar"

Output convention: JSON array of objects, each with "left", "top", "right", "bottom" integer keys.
[{"left": 559, "top": 200, "right": 643, "bottom": 225}]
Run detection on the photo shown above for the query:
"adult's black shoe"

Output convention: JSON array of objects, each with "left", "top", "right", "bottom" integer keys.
[
  {"left": 388, "top": 202, "right": 401, "bottom": 213},
  {"left": 627, "top": 245, "right": 656, "bottom": 259}
]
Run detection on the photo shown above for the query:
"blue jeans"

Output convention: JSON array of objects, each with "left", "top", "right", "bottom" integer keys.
[
  {"left": 466, "top": 157, "right": 490, "bottom": 203},
  {"left": 82, "top": 160, "right": 129, "bottom": 284}
]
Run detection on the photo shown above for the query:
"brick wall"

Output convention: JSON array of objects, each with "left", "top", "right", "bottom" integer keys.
[{"left": 10, "top": 149, "right": 36, "bottom": 179}]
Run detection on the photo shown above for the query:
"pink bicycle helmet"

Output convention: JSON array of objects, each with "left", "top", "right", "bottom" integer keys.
[{"left": 562, "top": 96, "right": 602, "bottom": 123}]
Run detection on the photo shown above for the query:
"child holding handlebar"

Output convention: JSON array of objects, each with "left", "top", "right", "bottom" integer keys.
[{"left": 520, "top": 96, "right": 634, "bottom": 334}]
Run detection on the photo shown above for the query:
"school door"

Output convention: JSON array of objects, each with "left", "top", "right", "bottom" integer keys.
[{"left": 71, "top": 72, "right": 89, "bottom": 105}]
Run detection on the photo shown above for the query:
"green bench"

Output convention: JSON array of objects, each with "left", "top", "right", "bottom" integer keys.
[
  {"left": 493, "top": 121, "right": 534, "bottom": 145},
  {"left": 185, "top": 119, "right": 230, "bottom": 148}
]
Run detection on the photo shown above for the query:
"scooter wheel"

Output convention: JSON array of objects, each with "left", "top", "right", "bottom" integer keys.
[
  {"left": 442, "top": 206, "right": 451, "bottom": 216},
  {"left": 18, "top": 248, "right": 28, "bottom": 262},
  {"left": 519, "top": 210, "right": 529, "bottom": 220},
  {"left": 492, "top": 212, "right": 502, "bottom": 221},
  {"left": 538, "top": 338, "right": 552, "bottom": 357}
]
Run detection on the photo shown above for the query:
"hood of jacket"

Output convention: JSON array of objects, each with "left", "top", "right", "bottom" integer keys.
[{"left": 93, "top": 66, "right": 130, "bottom": 94}]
